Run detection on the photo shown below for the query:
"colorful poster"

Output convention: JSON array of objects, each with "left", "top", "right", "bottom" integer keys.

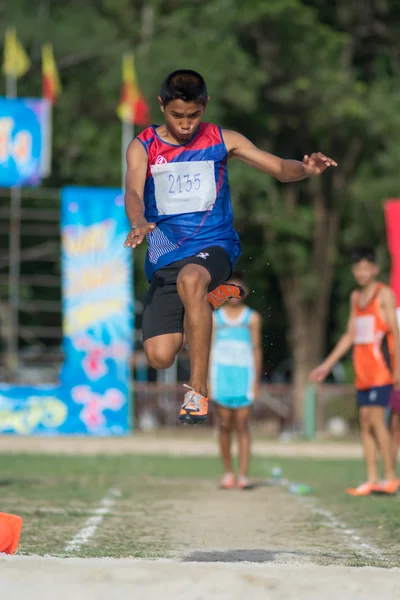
[
  {"left": 0, "top": 187, "right": 133, "bottom": 435},
  {"left": 0, "top": 386, "right": 71, "bottom": 436},
  {"left": 59, "top": 187, "right": 133, "bottom": 434},
  {"left": 0, "top": 97, "right": 50, "bottom": 187},
  {"left": 0, "top": 384, "right": 132, "bottom": 436}
]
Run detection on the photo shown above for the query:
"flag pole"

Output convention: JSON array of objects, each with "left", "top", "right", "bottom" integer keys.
[
  {"left": 41, "top": 102, "right": 53, "bottom": 177},
  {"left": 6, "top": 71, "right": 21, "bottom": 381}
]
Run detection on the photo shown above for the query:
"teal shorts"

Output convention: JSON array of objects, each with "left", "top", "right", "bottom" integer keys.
[{"left": 213, "top": 397, "right": 253, "bottom": 410}]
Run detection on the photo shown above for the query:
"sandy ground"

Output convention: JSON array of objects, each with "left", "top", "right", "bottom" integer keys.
[
  {"left": 2, "top": 556, "right": 400, "bottom": 600},
  {"left": 113, "top": 476, "right": 350, "bottom": 563},
  {"left": 4, "top": 432, "right": 386, "bottom": 599},
  {"left": 0, "top": 432, "right": 363, "bottom": 458}
]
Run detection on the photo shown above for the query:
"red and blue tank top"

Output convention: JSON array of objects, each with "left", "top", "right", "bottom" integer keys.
[{"left": 136, "top": 123, "right": 241, "bottom": 280}]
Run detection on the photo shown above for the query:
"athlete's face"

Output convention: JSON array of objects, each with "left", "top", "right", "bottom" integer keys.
[
  {"left": 159, "top": 99, "right": 206, "bottom": 142},
  {"left": 352, "top": 259, "right": 379, "bottom": 287}
]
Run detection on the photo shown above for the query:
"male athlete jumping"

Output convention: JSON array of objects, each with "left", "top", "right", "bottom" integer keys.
[{"left": 124, "top": 70, "right": 336, "bottom": 424}]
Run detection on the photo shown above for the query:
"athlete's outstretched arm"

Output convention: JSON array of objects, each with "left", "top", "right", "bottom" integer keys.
[
  {"left": 309, "top": 293, "right": 356, "bottom": 383},
  {"left": 124, "top": 139, "right": 155, "bottom": 249},
  {"left": 222, "top": 130, "right": 337, "bottom": 182},
  {"left": 381, "top": 287, "right": 400, "bottom": 388}
]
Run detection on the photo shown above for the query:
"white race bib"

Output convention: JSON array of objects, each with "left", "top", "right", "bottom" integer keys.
[
  {"left": 354, "top": 315, "right": 375, "bottom": 344},
  {"left": 150, "top": 160, "right": 217, "bottom": 215}
]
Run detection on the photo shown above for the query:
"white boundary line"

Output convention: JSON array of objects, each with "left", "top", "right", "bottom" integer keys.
[
  {"left": 302, "top": 498, "right": 385, "bottom": 561},
  {"left": 64, "top": 488, "right": 120, "bottom": 554}
]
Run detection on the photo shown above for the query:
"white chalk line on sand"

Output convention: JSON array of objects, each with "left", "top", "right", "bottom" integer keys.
[
  {"left": 64, "top": 488, "right": 121, "bottom": 553},
  {"left": 301, "top": 498, "right": 385, "bottom": 561}
]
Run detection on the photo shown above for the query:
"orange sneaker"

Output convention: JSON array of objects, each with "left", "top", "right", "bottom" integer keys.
[
  {"left": 178, "top": 385, "right": 208, "bottom": 424},
  {"left": 373, "top": 480, "right": 400, "bottom": 495},
  {"left": 345, "top": 482, "right": 377, "bottom": 496},
  {"left": 219, "top": 473, "right": 236, "bottom": 490},
  {"left": 207, "top": 283, "right": 245, "bottom": 311}
]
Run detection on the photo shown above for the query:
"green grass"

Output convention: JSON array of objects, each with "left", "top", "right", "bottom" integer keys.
[
  {"left": 261, "top": 456, "right": 400, "bottom": 567},
  {"left": 0, "top": 453, "right": 398, "bottom": 563},
  {"left": 265, "top": 458, "right": 400, "bottom": 540}
]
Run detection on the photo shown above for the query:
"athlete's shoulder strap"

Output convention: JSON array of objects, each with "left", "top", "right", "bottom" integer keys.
[
  {"left": 370, "top": 282, "right": 384, "bottom": 307},
  {"left": 136, "top": 126, "right": 156, "bottom": 154},
  {"left": 351, "top": 290, "right": 359, "bottom": 310},
  {"left": 199, "top": 122, "right": 227, "bottom": 152},
  {"left": 201, "top": 122, "right": 220, "bottom": 134}
]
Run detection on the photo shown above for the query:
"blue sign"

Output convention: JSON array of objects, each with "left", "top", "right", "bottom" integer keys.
[
  {"left": 0, "top": 97, "right": 49, "bottom": 187},
  {"left": 0, "top": 187, "right": 133, "bottom": 436}
]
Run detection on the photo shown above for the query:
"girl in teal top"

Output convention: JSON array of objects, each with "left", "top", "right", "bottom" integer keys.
[{"left": 210, "top": 275, "right": 262, "bottom": 489}]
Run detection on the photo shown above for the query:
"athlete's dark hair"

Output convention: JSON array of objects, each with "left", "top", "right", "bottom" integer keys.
[
  {"left": 160, "top": 70, "right": 208, "bottom": 106},
  {"left": 351, "top": 247, "right": 376, "bottom": 264}
]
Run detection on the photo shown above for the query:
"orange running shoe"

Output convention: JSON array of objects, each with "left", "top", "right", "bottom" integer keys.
[
  {"left": 219, "top": 473, "right": 236, "bottom": 490},
  {"left": 373, "top": 480, "right": 400, "bottom": 495},
  {"left": 345, "top": 482, "right": 377, "bottom": 497},
  {"left": 207, "top": 283, "right": 245, "bottom": 311},
  {"left": 178, "top": 385, "right": 208, "bottom": 424}
]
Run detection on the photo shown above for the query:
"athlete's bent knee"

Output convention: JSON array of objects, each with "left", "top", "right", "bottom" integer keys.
[
  {"left": 177, "top": 266, "right": 210, "bottom": 297},
  {"left": 145, "top": 347, "right": 175, "bottom": 370}
]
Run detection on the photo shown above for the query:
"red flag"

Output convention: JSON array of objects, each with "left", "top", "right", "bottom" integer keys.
[
  {"left": 385, "top": 200, "right": 400, "bottom": 307},
  {"left": 117, "top": 54, "right": 150, "bottom": 126},
  {"left": 42, "top": 44, "right": 61, "bottom": 104}
]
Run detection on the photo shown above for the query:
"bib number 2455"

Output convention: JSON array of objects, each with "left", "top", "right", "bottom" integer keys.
[{"left": 168, "top": 172, "right": 201, "bottom": 194}]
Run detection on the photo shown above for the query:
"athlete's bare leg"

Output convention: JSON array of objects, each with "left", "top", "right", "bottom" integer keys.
[
  {"left": 359, "top": 407, "right": 379, "bottom": 482},
  {"left": 144, "top": 332, "right": 183, "bottom": 370},
  {"left": 390, "top": 412, "right": 400, "bottom": 468},
  {"left": 177, "top": 263, "right": 212, "bottom": 398},
  {"left": 369, "top": 406, "right": 397, "bottom": 480}
]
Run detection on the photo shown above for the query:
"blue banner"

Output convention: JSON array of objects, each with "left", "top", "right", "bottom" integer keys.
[
  {"left": 60, "top": 187, "right": 133, "bottom": 434},
  {"left": 0, "top": 386, "right": 72, "bottom": 436},
  {"left": 0, "top": 97, "right": 49, "bottom": 187},
  {"left": 0, "top": 187, "right": 133, "bottom": 436}
]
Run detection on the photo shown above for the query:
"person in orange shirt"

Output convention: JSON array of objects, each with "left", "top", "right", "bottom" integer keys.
[{"left": 310, "top": 248, "right": 400, "bottom": 496}]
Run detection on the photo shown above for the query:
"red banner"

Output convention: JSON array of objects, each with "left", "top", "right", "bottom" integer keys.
[{"left": 384, "top": 200, "right": 400, "bottom": 323}]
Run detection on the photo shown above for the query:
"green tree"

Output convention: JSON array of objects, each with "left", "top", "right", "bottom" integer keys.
[
  {"left": 4, "top": 0, "right": 400, "bottom": 426},
  {"left": 216, "top": 0, "right": 400, "bottom": 423}
]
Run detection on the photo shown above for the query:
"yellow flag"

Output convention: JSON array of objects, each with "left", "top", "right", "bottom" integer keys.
[
  {"left": 2, "top": 28, "right": 31, "bottom": 78},
  {"left": 117, "top": 54, "right": 141, "bottom": 122},
  {"left": 122, "top": 54, "right": 139, "bottom": 91}
]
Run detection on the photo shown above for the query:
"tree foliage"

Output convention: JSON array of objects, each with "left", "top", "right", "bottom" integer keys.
[{"left": 3, "top": 0, "right": 400, "bottom": 412}]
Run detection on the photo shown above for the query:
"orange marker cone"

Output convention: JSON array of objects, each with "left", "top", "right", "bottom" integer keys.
[{"left": 0, "top": 513, "right": 23, "bottom": 554}]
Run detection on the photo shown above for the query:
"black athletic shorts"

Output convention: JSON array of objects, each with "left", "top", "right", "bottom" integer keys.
[{"left": 142, "top": 246, "right": 232, "bottom": 342}]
